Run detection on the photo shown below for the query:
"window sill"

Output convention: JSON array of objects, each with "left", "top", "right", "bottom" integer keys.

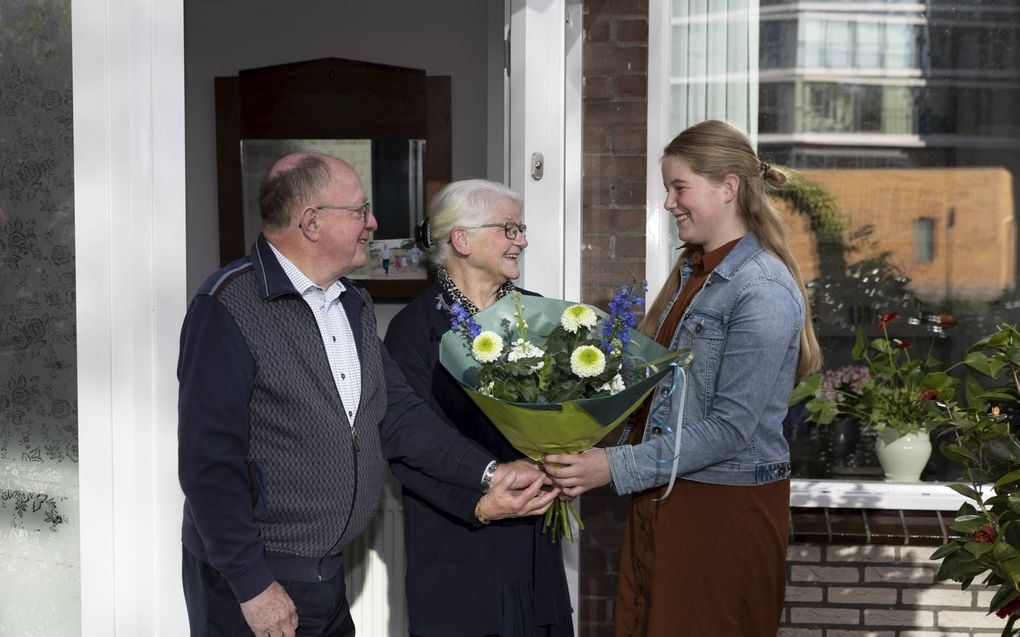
[{"left": 791, "top": 479, "right": 967, "bottom": 511}]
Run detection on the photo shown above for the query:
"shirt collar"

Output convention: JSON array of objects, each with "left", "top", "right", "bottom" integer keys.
[{"left": 265, "top": 238, "right": 346, "bottom": 301}]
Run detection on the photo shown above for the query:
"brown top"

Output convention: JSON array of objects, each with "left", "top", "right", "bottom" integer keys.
[{"left": 628, "top": 236, "right": 742, "bottom": 444}]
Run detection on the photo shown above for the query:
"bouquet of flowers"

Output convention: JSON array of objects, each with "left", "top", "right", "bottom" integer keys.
[{"left": 439, "top": 285, "right": 687, "bottom": 541}]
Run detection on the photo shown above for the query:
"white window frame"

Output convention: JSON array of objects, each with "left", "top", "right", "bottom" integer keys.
[{"left": 644, "top": 0, "right": 965, "bottom": 512}]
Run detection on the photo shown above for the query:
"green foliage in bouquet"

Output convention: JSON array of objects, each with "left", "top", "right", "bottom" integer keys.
[
  {"left": 439, "top": 288, "right": 687, "bottom": 541},
  {"left": 927, "top": 324, "right": 1020, "bottom": 636}
]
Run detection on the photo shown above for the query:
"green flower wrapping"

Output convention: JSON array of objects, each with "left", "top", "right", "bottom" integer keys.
[{"left": 439, "top": 294, "right": 686, "bottom": 541}]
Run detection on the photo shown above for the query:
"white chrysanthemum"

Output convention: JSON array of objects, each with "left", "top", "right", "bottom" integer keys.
[
  {"left": 471, "top": 331, "right": 504, "bottom": 363},
  {"left": 570, "top": 345, "right": 606, "bottom": 378},
  {"left": 597, "top": 373, "right": 626, "bottom": 395},
  {"left": 508, "top": 339, "right": 545, "bottom": 371},
  {"left": 560, "top": 304, "right": 599, "bottom": 334}
]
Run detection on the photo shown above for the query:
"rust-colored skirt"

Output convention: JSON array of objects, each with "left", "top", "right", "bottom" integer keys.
[{"left": 614, "top": 478, "right": 790, "bottom": 637}]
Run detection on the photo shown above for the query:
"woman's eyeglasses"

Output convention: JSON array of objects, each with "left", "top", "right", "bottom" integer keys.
[{"left": 460, "top": 221, "right": 527, "bottom": 240}]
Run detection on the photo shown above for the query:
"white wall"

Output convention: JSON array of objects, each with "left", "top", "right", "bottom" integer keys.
[{"left": 185, "top": 0, "right": 502, "bottom": 293}]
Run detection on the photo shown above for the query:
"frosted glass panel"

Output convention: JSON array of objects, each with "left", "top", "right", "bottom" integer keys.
[{"left": 0, "top": 2, "right": 79, "bottom": 635}]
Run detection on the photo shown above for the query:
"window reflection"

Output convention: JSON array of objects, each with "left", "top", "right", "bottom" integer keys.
[{"left": 758, "top": 0, "right": 1020, "bottom": 481}]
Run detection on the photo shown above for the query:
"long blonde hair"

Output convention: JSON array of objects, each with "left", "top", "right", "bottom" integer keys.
[{"left": 641, "top": 120, "right": 822, "bottom": 378}]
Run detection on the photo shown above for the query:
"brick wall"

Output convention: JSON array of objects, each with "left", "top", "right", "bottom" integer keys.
[
  {"left": 581, "top": 0, "right": 649, "bottom": 310},
  {"left": 782, "top": 544, "right": 1006, "bottom": 636},
  {"left": 579, "top": 0, "right": 649, "bottom": 632}
]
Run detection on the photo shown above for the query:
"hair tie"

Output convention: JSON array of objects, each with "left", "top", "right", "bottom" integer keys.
[
  {"left": 760, "top": 162, "right": 770, "bottom": 178},
  {"left": 416, "top": 217, "right": 433, "bottom": 249}
]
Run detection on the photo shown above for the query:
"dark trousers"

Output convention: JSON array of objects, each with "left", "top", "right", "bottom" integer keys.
[{"left": 183, "top": 548, "right": 355, "bottom": 637}]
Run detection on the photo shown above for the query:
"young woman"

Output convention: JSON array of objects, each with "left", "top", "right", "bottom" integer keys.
[{"left": 546, "top": 120, "right": 821, "bottom": 636}]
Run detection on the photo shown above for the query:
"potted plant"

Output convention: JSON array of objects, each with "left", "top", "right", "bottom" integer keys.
[
  {"left": 791, "top": 312, "right": 959, "bottom": 481},
  {"left": 929, "top": 324, "right": 1020, "bottom": 636}
]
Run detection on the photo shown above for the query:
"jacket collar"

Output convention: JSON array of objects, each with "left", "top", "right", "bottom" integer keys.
[
  {"left": 250, "top": 234, "right": 366, "bottom": 310},
  {"left": 710, "top": 232, "right": 763, "bottom": 281},
  {"left": 252, "top": 234, "right": 299, "bottom": 300}
]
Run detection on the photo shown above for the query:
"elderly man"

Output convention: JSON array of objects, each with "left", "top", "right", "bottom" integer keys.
[{"left": 178, "top": 152, "right": 555, "bottom": 637}]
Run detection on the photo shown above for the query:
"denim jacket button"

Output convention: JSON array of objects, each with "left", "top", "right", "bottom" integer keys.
[
  {"left": 659, "top": 387, "right": 669, "bottom": 397},
  {"left": 651, "top": 426, "right": 663, "bottom": 435},
  {"left": 695, "top": 321, "right": 704, "bottom": 333}
]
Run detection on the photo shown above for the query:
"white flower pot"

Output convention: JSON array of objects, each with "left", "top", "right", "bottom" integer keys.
[{"left": 875, "top": 429, "right": 932, "bottom": 482}]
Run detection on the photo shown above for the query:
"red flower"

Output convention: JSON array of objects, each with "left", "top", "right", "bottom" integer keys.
[
  {"left": 894, "top": 339, "right": 912, "bottom": 350},
  {"left": 997, "top": 595, "right": 1020, "bottom": 618},
  {"left": 974, "top": 523, "right": 998, "bottom": 543},
  {"left": 918, "top": 389, "right": 938, "bottom": 401},
  {"left": 878, "top": 312, "right": 898, "bottom": 330}
]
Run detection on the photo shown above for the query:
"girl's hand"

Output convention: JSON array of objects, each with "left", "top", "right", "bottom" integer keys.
[{"left": 543, "top": 449, "right": 612, "bottom": 497}]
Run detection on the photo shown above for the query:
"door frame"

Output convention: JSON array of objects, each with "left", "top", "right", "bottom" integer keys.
[{"left": 73, "top": 1, "right": 580, "bottom": 634}]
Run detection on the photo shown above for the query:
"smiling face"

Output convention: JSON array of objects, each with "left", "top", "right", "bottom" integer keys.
[
  {"left": 316, "top": 158, "right": 377, "bottom": 278},
  {"left": 466, "top": 196, "right": 527, "bottom": 287},
  {"left": 661, "top": 155, "right": 741, "bottom": 252}
]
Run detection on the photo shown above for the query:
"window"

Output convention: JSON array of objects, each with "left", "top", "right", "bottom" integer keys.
[
  {"left": 913, "top": 218, "right": 936, "bottom": 262},
  {"left": 649, "top": 0, "right": 1020, "bottom": 499}
]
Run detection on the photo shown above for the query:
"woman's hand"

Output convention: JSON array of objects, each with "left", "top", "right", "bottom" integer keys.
[
  {"left": 543, "top": 449, "right": 612, "bottom": 498},
  {"left": 476, "top": 468, "right": 560, "bottom": 521}
]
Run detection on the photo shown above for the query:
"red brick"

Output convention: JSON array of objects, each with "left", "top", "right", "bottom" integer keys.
[
  {"left": 584, "top": 101, "right": 646, "bottom": 126},
  {"left": 612, "top": 74, "right": 647, "bottom": 99},
  {"left": 582, "top": 262, "right": 645, "bottom": 286},
  {"left": 584, "top": 125, "right": 611, "bottom": 152},
  {"left": 615, "top": 181, "right": 646, "bottom": 206},
  {"left": 583, "top": 178, "right": 613, "bottom": 207},
  {"left": 587, "top": 0, "right": 649, "bottom": 18},
  {"left": 584, "top": 76, "right": 611, "bottom": 99},
  {"left": 586, "top": 18, "right": 610, "bottom": 42},
  {"left": 583, "top": 154, "right": 645, "bottom": 179},
  {"left": 614, "top": 234, "right": 646, "bottom": 258},
  {"left": 611, "top": 126, "right": 646, "bottom": 152},
  {"left": 614, "top": 18, "right": 648, "bottom": 43},
  {"left": 582, "top": 234, "right": 614, "bottom": 259},
  {"left": 585, "top": 207, "right": 645, "bottom": 232},
  {"left": 584, "top": 44, "right": 647, "bottom": 74}
]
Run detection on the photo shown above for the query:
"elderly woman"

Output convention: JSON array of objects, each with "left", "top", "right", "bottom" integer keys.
[{"left": 384, "top": 179, "right": 574, "bottom": 637}]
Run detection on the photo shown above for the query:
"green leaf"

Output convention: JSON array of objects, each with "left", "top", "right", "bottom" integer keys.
[
  {"left": 790, "top": 375, "right": 820, "bottom": 405},
  {"left": 951, "top": 518, "right": 985, "bottom": 534},
  {"left": 964, "top": 541, "right": 995, "bottom": 557},
  {"left": 997, "top": 470, "right": 1020, "bottom": 490},
  {"left": 930, "top": 542, "right": 961, "bottom": 560},
  {"left": 949, "top": 483, "right": 983, "bottom": 501},
  {"left": 964, "top": 351, "right": 996, "bottom": 377},
  {"left": 851, "top": 328, "right": 868, "bottom": 360},
  {"left": 989, "top": 585, "right": 1018, "bottom": 613},
  {"left": 922, "top": 371, "right": 952, "bottom": 391}
]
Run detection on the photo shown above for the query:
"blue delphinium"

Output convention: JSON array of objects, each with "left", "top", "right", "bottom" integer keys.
[
  {"left": 436, "top": 296, "right": 482, "bottom": 339},
  {"left": 600, "top": 281, "right": 647, "bottom": 356}
]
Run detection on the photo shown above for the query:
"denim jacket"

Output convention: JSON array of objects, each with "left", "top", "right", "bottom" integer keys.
[{"left": 606, "top": 233, "right": 803, "bottom": 494}]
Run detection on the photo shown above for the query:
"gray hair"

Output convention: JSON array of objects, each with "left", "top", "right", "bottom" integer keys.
[
  {"left": 427, "top": 179, "right": 523, "bottom": 267},
  {"left": 258, "top": 154, "right": 332, "bottom": 231}
]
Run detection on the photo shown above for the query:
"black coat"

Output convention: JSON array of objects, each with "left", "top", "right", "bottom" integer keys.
[{"left": 384, "top": 280, "right": 573, "bottom": 635}]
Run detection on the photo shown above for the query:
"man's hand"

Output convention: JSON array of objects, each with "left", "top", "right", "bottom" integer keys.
[
  {"left": 476, "top": 469, "right": 560, "bottom": 521},
  {"left": 492, "top": 458, "right": 548, "bottom": 490},
  {"left": 239, "top": 581, "right": 299, "bottom": 637},
  {"left": 544, "top": 449, "right": 612, "bottom": 498}
]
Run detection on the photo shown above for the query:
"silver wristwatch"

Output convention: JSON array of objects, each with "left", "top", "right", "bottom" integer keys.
[{"left": 480, "top": 460, "right": 497, "bottom": 493}]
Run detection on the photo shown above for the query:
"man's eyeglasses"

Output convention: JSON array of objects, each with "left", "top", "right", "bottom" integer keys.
[
  {"left": 314, "top": 202, "right": 372, "bottom": 224},
  {"left": 460, "top": 221, "right": 527, "bottom": 240}
]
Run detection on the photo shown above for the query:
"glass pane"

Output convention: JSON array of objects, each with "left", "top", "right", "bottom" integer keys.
[
  {"left": 759, "top": 0, "right": 1020, "bottom": 482},
  {"left": 0, "top": 1, "right": 79, "bottom": 633}
]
